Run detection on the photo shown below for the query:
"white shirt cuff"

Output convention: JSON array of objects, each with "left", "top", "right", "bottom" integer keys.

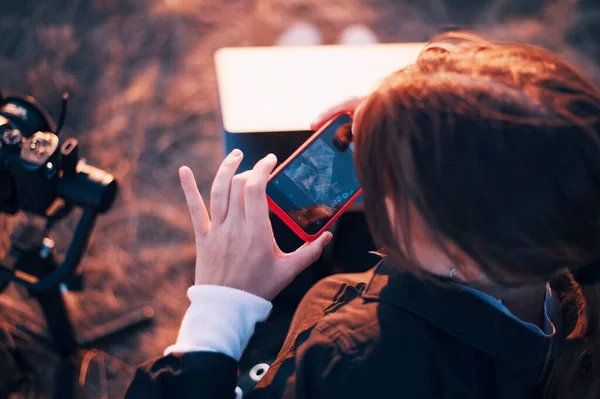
[{"left": 164, "top": 285, "right": 273, "bottom": 361}]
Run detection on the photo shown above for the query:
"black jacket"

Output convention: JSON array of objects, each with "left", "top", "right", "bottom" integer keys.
[{"left": 126, "top": 262, "right": 569, "bottom": 399}]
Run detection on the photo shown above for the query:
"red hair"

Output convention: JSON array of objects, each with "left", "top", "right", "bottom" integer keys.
[{"left": 354, "top": 31, "right": 600, "bottom": 399}]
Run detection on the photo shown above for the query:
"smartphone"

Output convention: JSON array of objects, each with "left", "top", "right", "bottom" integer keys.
[{"left": 266, "top": 112, "right": 362, "bottom": 241}]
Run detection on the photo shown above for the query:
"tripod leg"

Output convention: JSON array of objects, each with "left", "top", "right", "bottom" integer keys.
[
  {"left": 79, "top": 305, "right": 154, "bottom": 348},
  {"left": 30, "top": 286, "right": 77, "bottom": 358},
  {"left": 54, "top": 357, "right": 75, "bottom": 399},
  {"left": 29, "top": 286, "right": 78, "bottom": 399}
]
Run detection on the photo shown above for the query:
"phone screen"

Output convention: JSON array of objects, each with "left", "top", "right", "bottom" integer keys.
[{"left": 266, "top": 114, "right": 360, "bottom": 235}]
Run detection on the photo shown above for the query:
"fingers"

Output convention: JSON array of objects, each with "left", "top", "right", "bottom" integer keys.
[
  {"left": 210, "top": 149, "right": 244, "bottom": 225},
  {"left": 310, "top": 96, "right": 365, "bottom": 131},
  {"left": 244, "top": 154, "right": 277, "bottom": 227},
  {"left": 228, "top": 170, "right": 252, "bottom": 221},
  {"left": 179, "top": 166, "right": 211, "bottom": 238},
  {"left": 281, "top": 232, "right": 333, "bottom": 277}
]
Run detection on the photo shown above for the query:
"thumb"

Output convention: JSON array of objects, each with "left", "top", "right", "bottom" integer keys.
[{"left": 281, "top": 232, "right": 334, "bottom": 277}]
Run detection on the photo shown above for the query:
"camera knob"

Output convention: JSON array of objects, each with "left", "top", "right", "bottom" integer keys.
[
  {"left": 20, "top": 132, "right": 59, "bottom": 165},
  {"left": 3, "top": 128, "right": 22, "bottom": 146},
  {"left": 29, "top": 136, "right": 48, "bottom": 158}
]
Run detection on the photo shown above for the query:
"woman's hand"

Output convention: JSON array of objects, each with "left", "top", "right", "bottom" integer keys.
[
  {"left": 310, "top": 96, "right": 365, "bottom": 131},
  {"left": 179, "top": 150, "right": 333, "bottom": 301}
]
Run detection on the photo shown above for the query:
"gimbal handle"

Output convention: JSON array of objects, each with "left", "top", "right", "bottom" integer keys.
[{"left": 0, "top": 207, "right": 97, "bottom": 290}]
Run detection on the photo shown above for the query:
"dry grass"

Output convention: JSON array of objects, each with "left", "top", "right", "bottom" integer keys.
[{"left": 0, "top": 0, "right": 598, "bottom": 397}]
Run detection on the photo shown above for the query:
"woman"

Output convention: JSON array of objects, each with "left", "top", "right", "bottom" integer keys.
[{"left": 126, "top": 32, "right": 600, "bottom": 399}]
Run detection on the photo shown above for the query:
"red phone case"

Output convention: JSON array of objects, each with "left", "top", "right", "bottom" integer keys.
[{"left": 267, "top": 112, "right": 363, "bottom": 242}]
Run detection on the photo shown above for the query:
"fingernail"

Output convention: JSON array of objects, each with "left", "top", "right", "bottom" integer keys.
[
  {"left": 267, "top": 153, "right": 277, "bottom": 161},
  {"left": 231, "top": 149, "right": 242, "bottom": 157}
]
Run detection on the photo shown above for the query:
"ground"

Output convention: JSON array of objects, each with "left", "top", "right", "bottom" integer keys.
[{"left": 0, "top": 0, "right": 599, "bottom": 397}]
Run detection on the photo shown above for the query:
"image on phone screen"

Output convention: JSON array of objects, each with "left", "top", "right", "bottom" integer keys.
[{"left": 266, "top": 114, "right": 360, "bottom": 235}]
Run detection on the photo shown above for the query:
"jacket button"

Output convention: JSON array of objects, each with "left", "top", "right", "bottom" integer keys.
[{"left": 249, "top": 363, "right": 270, "bottom": 382}]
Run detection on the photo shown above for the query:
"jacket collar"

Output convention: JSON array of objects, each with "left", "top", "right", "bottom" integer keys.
[{"left": 361, "top": 262, "right": 554, "bottom": 366}]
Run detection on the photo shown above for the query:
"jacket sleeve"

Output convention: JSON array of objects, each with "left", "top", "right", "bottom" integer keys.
[{"left": 125, "top": 352, "right": 238, "bottom": 399}]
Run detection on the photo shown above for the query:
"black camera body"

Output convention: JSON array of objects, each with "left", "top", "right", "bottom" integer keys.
[{"left": 0, "top": 94, "right": 116, "bottom": 216}]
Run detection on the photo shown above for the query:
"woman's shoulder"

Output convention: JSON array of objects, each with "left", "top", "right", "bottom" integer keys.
[
  {"left": 292, "top": 266, "right": 440, "bottom": 357},
  {"left": 258, "top": 268, "right": 445, "bottom": 398}
]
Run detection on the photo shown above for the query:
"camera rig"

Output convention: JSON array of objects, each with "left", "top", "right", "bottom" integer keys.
[
  {"left": 0, "top": 91, "right": 154, "bottom": 399},
  {"left": 0, "top": 92, "right": 117, "bottom": 289}
]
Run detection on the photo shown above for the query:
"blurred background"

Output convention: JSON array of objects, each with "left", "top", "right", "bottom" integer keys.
[{"left": 0, "top": 0, "right": 599, "bottom": 397}]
